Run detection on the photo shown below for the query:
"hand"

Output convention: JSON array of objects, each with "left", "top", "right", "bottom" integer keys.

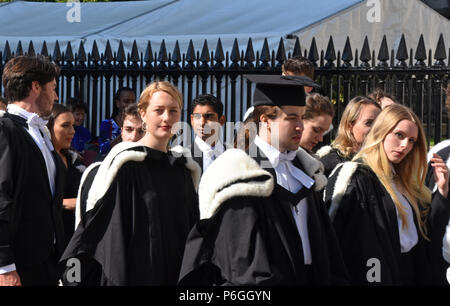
[
  {"left": 431, "top": 153, "right": 449, "bottom": 198},
  {"left": 0, "top": 271, "right": 22, "bottom": 286},
  {"left": 63, "top": 198, "right": 77, "bottom": 211}
]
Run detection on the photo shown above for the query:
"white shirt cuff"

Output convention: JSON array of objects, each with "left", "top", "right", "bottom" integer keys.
[{"left": 0, "top": 264, "right": 16, "bottom": 274}]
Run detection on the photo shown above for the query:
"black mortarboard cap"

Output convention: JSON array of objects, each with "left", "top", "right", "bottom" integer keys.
[{"left": 244, "top": 74, "right": 320, "bottom": 107}]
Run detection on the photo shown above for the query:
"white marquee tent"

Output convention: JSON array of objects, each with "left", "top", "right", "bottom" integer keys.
[{"left": 0, "top": 0, "right": 448, "bottom": 61}]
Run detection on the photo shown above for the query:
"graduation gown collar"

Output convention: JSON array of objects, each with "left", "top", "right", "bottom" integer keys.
[
  {"left": 79, "top": 142, "right": 201, "bottom": 220},
  {"left": 198, "top": 149, "right": 274, "bottom": 219}
]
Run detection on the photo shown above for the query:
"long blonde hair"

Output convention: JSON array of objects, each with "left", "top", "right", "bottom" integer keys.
[
  {"left": 333, "top": 96, "right": 381, "bottom": 158},
  {"left": 354, "top": 104, "right": 431, "bottom": 239}
]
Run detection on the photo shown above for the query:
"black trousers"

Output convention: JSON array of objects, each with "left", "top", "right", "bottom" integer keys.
[{"left": 16, "top": 250, "right": 60, "bottom": 286}]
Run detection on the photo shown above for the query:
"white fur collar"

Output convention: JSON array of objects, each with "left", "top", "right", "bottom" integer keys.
[
  {"left": 295, "top": 146, "right": 328, "bottom": 191},
  {"left": 74, "top": 142, "right": 201, "bottom": 229},
  {"left": 428, "top": 140, "right": 450, "bottom": 162},
  {"left": 0, "top": 110, "right": 5, "bottom": 118},
  {"left": 328, "top": 161, "right": 360, "bottom": 219},
  {"left": 75, "top": 161, "right": 102, "bottom": 228},
  {"left": 427, "top": 140, "right": 450, "bottom": 192},
  {"left": 443, "top": 223, "right": 450, "bottom": 264},
  {"left": 315, "top": 145, "right": 333, "bottom": 158},
  {"left": 199, "top": 149, "right": 274, "bottom": 220}
]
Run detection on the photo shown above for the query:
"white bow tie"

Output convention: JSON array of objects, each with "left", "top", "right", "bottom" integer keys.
[
  {"left": 277, "top": 150, "right": 315, "bottom": 190},
  {"left": 277, "top": 150, "right": 297, "bottom": 164},
  {"left": 27, "top": 114, "right": 48, "bottom": 130},
  {"left": 27, "top": 114, "right": 54, "bottom": 151}
]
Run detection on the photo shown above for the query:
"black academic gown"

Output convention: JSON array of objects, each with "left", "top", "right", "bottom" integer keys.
[
  {"left": 319, "top": 147, "right": 353, "bottom": 178},
  {"left": 191, "top": 141, "right": 204, "bottom": 172},
  {"left": 61, "top": 150, "right": 85, "bottom": 248},
  {"left": 325, "top": 162, "right": 450, "bottom": 285},
  {"left": 425, "top": 142, "right": 450, "bottom": 285},
  {"left": 0, "top": 112, "right": 65, "bottom": 285},
  {"left": 178, "top": 148, "right": 348, "bottom": 286},
  {"left": 59, "top": 146, "right": 199, "bottom": 286}
]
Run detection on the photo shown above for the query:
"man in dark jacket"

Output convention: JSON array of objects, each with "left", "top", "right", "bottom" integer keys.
[{"left": 0, "top": 55, "right": 65, "bottom": 286}]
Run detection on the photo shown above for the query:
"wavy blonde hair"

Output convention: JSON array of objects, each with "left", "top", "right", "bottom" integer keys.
[
  {"left": 333, "top": 96, "right": 381, "bottom": 158},
  {"left": 354, "top": 103, "right": 431, "bottom": 239}
]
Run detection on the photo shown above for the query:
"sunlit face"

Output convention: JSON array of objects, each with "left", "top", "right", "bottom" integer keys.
[
  {"left": 140, "top": 91, "right": 181, "bottom": 142},
  {"left": 190, "top": 104, "right": 225, "bottom": 144},
  {"left": 300, "top": 114, "right": 332, "bottom": 151},
  {"left": 351, "top": 104, "right": 381, "bottom": 150},
  {"left": 116, "top": 91, "right": 136, "bottom": 113},
  {"left": 264, "top": 105, "right": 305, "bottom": 153},
  {"left": 35, "top": 79, "right": 58, "bottom": 117},
  {"left": 383, "top": 119, "right": 418, "bottom": 164},
  {"left": 121, "top": 114, "right": 144, "bottom": 143},
  {"left": 73, "top": 109, "right": 86, "bottom": 126},
  {"left": 380, "top": 97, "right": 395, "bottom": 109},
  {"left": 51, "top": 112, "right": 75, "bottom": 151}
]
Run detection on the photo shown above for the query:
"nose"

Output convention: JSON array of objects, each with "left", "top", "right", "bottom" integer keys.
[
  {"left": 199, "top": 115, "right": 207, "bottom": 126},
  {"left": 297, "top": 120, "right": 304, "bottom": 133},
  {"left": 318, "top": 133, "right": 324, "bottom": 142},
  {"left": 131, "top": 130, "right": 139, "bottom": 141},
  {"left": 162, "top": 109, "right": 170, "bottom": 121},
  {"left": 400, "top": 138, "right": 409, "bottom": 148}
]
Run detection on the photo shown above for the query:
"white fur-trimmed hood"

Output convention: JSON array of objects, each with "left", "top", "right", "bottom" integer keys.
[
  {"left": 443, "top": 223, "right": 450, "bottom": 264},
  {"left": 74, "top": 142, "right": 201, "bottom": 228},
  {"left": 199, "top": 149, "right": 274, "bottom": 220},
  {"left": 295, "top": 146, "right": 327, "bottom": 192},
  {"left": 315, "top": 145, "right": 333, "bottom": 159},
  {"left": 328, "top": 161, "right": 360, "bottom": 219}
]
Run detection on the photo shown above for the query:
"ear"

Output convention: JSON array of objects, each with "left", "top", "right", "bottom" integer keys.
[
  {"left": 139, "top": 109, "right": 146, "bottom": 122},
  {"left": 190, "top": 114, "right": 195, "bottom": 127},
  {"left": 31, "top": 81, "right": 41, "bottom": 94},
  {"left": 219, "top": 115, "right": 226, "bottom": 126},
  {"left": 259, "top": 113, "right": 270, "bottom": 124}
]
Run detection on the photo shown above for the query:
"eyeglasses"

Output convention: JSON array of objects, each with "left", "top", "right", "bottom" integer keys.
[{"left": 192, "top": 113, "right": 218, "bottom": 120}]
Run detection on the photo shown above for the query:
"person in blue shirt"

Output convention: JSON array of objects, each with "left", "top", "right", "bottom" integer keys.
[
  {"left": 98, "top": 87, "right": 136, "bottom": 156},
  {"left": 68, "top": 97, "right": 91, "bottom": 153}
]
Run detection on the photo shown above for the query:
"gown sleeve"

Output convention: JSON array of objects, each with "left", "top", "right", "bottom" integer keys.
[
  {"left": 0, "top": 123, "right": 15, "bottom": 267},
  {"left": 426, "top": 190, "right": 450, "bottom": 285},
  {"left": 179, "top": 197, "right": 279, "bottom": 286},
  {"left": 325, "top": 168, "right": 391, "bottom": 285}
]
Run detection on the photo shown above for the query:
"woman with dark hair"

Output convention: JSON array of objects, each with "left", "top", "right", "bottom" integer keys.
[
  {"left": 299, "top": 93, "right": 334, "bottom": 153},
  {"left": 47, "top": 103, "right": 86, "bottom": 248},
  {"left": 98, "top": 87, "right": 136, "bottom": 156},
  {"left": 60, "top": 81, "right": 200, "bottom": 286},
  {"left": 324, "top": 103, "right": 450, "bottom": 285},
  {"left": 316, "top": 96, "right": 381, "bottom": 177}
]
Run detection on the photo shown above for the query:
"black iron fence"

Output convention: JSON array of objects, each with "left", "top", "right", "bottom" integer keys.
[{"left": 0, "top": 33, "right": 449, "bottom": 146}]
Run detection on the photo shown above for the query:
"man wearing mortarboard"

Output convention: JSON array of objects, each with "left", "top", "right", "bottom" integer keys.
[{"left": 178, "top": 75, "right": 349, "bottom": 286}]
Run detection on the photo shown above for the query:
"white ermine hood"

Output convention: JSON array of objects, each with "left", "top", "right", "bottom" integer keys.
[{"left": 199, "top": 149, "right": 274, "bottom": 220}]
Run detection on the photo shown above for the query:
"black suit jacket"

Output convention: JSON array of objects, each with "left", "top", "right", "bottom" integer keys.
[
  {"left": 190, "top": 141, "right": 203, "bottom": 173},
  {"left": 0, "top": 112, "right": 65, "bottom": 269}
]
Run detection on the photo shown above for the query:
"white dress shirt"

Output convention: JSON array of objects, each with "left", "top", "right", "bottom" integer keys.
[
  {"left": 1, "top": 104, "right": 57, "bottom": 275},
  {"left": 391, "top": 183, "right": 419, "bottom": 253},
  {"left": 195, "top": 136, "right": 225, "bottom": 172},
  {"left": 254, "top": 135, "right": 314, "bottom": 264}
]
